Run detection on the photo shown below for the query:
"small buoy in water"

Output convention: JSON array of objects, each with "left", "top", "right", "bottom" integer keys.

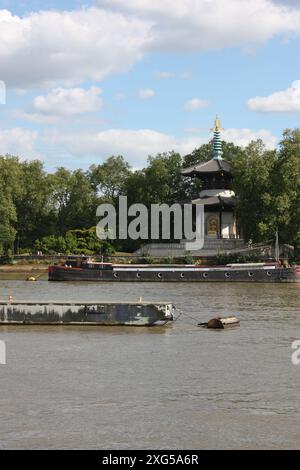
[
  {"left": 198, "top": 316, "right": 240, "bottom": 329},
  {"left": 27, "top": 276, "right": 37, "bottom": 282}
]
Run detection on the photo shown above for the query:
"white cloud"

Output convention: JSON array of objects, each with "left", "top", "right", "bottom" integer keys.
[
  {"left": 33, "top": 87, "right": 102, "bottom": 116},
  {"left": 43, "top": 128, "right": 200, "bottom": 167},
  {"left": 184, "top": 98, "right": 208, "bottom": 111},
  {"left": 0, "top": 126, "right": 277, "bottom": 167},
  {"left": 12, "top": 87, "right": 103, "bottom": 124},
  {"left": 99, "top": 0, "right": 300, "bottom": 52},
  {"left": 223, "top": 128, "right": 277, "bottom": 149},
  {"left": 0, "top": 8, "right": 151, "bottom": 89},
  {"left": 12, "top": 110, "right": 63, "bottom": 125},
  {"left": 248, "top": 80, "right": 300, "bottom": 112},
  {"left": 0, "top": 2, "right": 300, "bottom": 91},
  {"left": 0, "top": 128, "right": 39, "bottom": 158},
  {"left": 138, "top": 88, "right": 155, "bottom": 99},
  {"left": 43, "top": 126, "right": 277, "bottom": 168}
]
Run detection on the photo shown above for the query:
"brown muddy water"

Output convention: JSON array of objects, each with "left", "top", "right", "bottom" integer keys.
[{"left": 0, "top": 280, "right": 300, "bottom": 449}]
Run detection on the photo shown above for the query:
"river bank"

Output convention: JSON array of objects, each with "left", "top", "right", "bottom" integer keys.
[
  {"left": 0, "top": 264, "right": 48, "bottom": 280},
  {"left": 0, "top": 264, "right": 48, "bottom": 272}
]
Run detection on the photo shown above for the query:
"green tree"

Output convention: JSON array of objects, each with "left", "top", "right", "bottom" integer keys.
[
  {"left": 14, "top": 160, "right": 55, "bottom": 249},
  {"left": 141, "top": 151, "right": 184, "bottom": 205},
  {"left": 274, "top": 129, "right": 300, "bottom": 251},
  {"left": 232, "top": 131, "right": 300, "bottom": 251},
  {"left": 0, "top": 185, "right": 17, "bottom": 256},
  {"left": 49, "top": 167, "right": 74, "bottom": 234},
  {"left": 125, "top": 170, "right": 148, "bottom": 206},
  {"left": 50, "top": 168, "right": 98, "bottom": 233},
  {"left": 0, "top": 156, "right": 20, "bottom": 254},
  {"left": 62, "top": 170, "right": 98, "bottom": 231},
  {"left": 231, "top": 140, "right": 277, "bottom": 242},
  {"left": 88, "top": 156, "right": 131, "bottom": 200}
]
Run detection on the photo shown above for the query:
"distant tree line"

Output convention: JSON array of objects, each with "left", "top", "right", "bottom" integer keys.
[{"left": 0, "top": 129, "right": 299, "bottom": 258}]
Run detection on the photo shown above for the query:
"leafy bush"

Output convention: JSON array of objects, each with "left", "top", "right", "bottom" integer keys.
[
  {"left": 183, "top": 252, "right": 194, "bottom": 264},
  {"left": 34, "top": 227, "right": 114, "bottom": 255},
  {"left": 216, "top": 250, "right": 262, "bottom": 265}
]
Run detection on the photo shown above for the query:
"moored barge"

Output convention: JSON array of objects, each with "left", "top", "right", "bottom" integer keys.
[
  {"left": 48, "top": 259, "right": 300, "bottom": 283},
  {"left": 0, "top": 300, "right": 174, "bottom": 326}
]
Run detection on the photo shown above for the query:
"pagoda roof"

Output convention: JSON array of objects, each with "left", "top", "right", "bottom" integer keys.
[{"left": 181, "top": 158, "right": 231, "bottom": 177}]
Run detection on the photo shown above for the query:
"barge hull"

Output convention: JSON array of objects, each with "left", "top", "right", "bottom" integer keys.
[
  {"left": 0, "top": 301, "right": 173, "bottom": 326},
  {"left": 48, "top": 266, "right": 300, "bottom": 283}
]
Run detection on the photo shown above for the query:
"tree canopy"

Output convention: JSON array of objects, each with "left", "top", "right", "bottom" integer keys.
[
  {"left": 231, "top": 130, "right": 300, "bottom": 250},
  {"left": 0, "top": 129, "right": 299, "bottom": 256}
]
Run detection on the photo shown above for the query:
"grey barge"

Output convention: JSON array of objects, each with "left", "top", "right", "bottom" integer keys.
[{"left": 0, "top": 300, "right": 174, "bottom": 326}]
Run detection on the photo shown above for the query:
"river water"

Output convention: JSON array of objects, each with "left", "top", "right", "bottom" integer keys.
[{"left": 0, "top": 279, "right": 299, "bottom": 449}]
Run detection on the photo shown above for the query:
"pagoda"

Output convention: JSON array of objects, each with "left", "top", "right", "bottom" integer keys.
[
  {"left": 134, "top": 116, "right": 244, "bottom": 257},
  {"left": 181, "top": 116, "right": 240, "bottom": 240}
]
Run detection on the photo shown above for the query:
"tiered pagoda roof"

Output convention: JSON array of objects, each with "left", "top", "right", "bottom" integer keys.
[
  {"left": 181, "top": 115, "right": 231, "bottom": 177},
  {"left": 181, "top": 157, "right": 231, "bottom": 177}
]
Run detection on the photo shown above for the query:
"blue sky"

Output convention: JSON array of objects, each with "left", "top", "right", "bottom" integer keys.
[{"left": 0, "top": 0, "right": 300, "bottom": 171}]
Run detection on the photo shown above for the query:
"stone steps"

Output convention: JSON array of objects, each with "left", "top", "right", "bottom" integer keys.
[{"left": 134, "top": 238, "right": 247, "bottom": 257}]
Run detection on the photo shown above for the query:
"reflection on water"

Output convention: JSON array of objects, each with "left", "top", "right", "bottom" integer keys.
[{"left": 0, "top": 280, "right": 300, "bottom": 449}]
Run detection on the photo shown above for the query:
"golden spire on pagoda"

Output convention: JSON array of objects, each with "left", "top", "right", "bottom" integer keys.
[{"left": 211, "top": 115, "right": 224, "bottom": 132}]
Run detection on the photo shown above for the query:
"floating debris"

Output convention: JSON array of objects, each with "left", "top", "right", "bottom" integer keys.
[{"left": 198, "top": 316, "right": 240, "bottom": 329}]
